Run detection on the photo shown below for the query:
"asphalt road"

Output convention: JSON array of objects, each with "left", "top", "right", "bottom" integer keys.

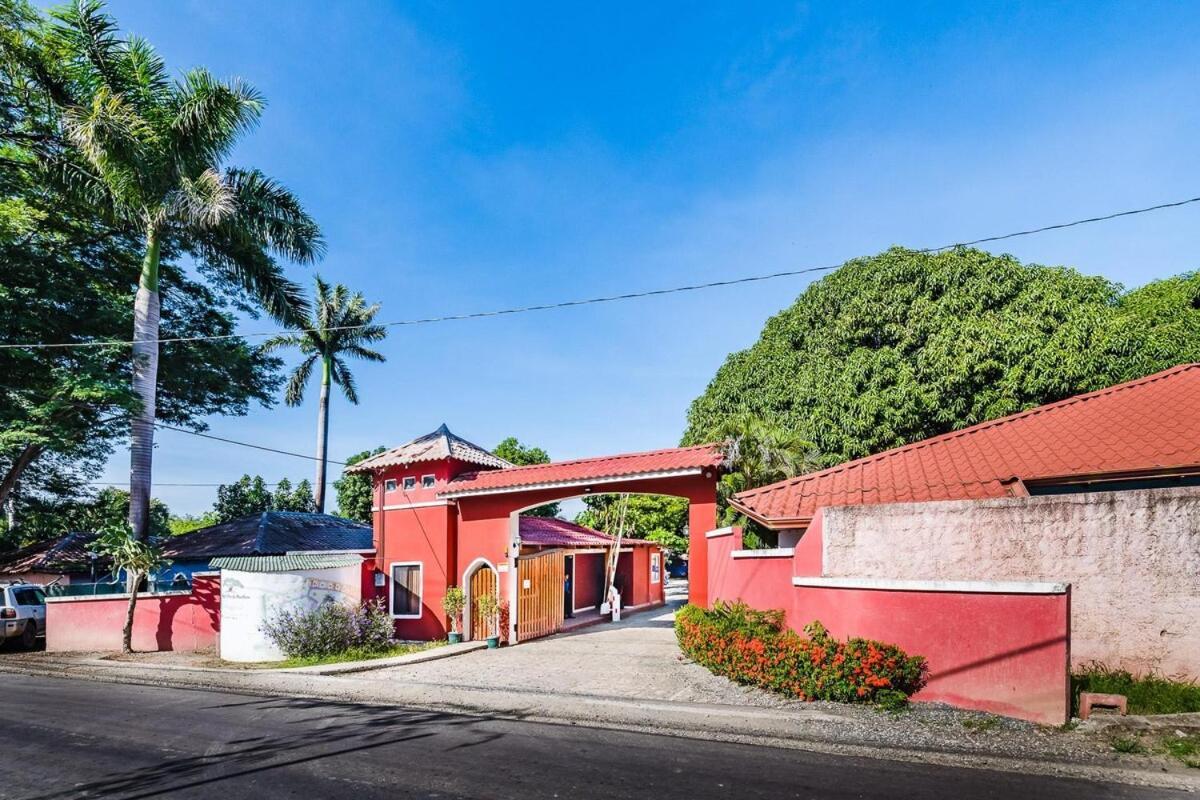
[{"left": 0, "top": 674, "right": 1184, "bottom": 800}]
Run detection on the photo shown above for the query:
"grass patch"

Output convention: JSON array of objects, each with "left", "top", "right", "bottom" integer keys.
[
  {"left": 1110, "top": 736, "right": 1146, "bottom": 754},
  {"left": 1072, "top": 664, "right": 1200, "bottom": 716},
  {"left": 962, "top": 716, "right": 1001, "bottom": 733},
  {"left": 271, "top": 641, "right": 443, "bottom": 669},
  {"left": 1162, "top": 734, "right": 1200, "bottom": 769}
]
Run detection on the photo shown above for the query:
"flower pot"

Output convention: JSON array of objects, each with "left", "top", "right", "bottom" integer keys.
[
  {"left": 448, "top": 632, "right": 462, "bottom": 644},
  {"left": 486, "top": 636, "right": 500, "bottom": 649}
]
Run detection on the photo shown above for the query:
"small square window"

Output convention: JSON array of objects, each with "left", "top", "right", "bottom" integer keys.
[
  {"left": 421, "top": 474, "right": 436, "bottom": 489},
  {"left": 384, "top": 479, "right": 397, "bottom": 492},
  {"left": 402, "top": 476, "right": 416, "bottom": 491}
]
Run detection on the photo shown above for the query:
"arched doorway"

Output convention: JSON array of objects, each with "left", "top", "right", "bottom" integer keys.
[{"left": 463, "top": 559, "right": 498, "bottom": 641}]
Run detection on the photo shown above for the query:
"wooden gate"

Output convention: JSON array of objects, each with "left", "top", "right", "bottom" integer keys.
[
  {"left": 469, "top": 566, "right": 497, "bottom": 641},
  {"left": 517, "top": 550, "right": 565, "bottom": 642}
]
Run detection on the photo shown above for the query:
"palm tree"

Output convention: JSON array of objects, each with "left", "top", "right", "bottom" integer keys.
[
  {"left": 42, "top": 2, "right": 324, "bottom": 538},
  {"left": 263, "top": 278, "right": 386, "bottom": 512}
]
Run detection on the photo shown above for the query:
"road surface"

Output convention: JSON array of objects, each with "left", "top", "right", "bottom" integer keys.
[{"left": 0, "top": 674, "right": 1184, "bottom": 799}]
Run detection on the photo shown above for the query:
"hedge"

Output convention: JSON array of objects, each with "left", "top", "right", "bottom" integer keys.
[{"left": 676, "top": 602, "right": 927, "bottom": 706}]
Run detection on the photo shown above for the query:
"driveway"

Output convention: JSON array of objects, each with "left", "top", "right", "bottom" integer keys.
[{"left": 363, "top": 581, "right": 790, "bottom": 707}]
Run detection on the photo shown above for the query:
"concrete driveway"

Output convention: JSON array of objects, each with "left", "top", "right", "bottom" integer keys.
[{"left": 363, "top": 581, "right": 790, "bottom": 707}]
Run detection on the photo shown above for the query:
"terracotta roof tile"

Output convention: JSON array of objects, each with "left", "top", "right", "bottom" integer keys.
[
  {"left": 733, "top": 364, "right": 1200, "bottom": 526},
  {"left": 518, "top": 516, "right": 653, "bottom": 548},
  {"left": 347, "top": 424, "right": 512, "bottom": 472},
  {"left": 441, "top": 444, "right": 723, "bottom": 497}
]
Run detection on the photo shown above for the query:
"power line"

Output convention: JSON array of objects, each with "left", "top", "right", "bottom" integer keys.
[
  {"left": 84, "top": 481, "right": 337, "bottom": 486},
  {"left": 153, "top": 421, "right": 348, "bottom": 466},
  {"left": 2, "top": 193, "right": 1197, "bottom": 352}
]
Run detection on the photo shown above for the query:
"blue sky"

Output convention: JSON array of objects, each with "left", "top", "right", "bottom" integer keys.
[{"left": 86, "top": 1, "right": 1200, "bottom": 515}]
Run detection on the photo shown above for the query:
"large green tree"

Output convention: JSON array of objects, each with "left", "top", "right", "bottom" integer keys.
[
  {"left": 576, "top": 494, "right": 689, "bottom": 553},
  {"left": 333, "top": 446, "right": 386, "bottom": 524},
  {"left": 0, "top": 2, "right": 284, "bottom": 544},
  {"left": 684, "top": 247, "right": 1200, "bottom": 465},
  {"left": 30, "top": 1, "right": 323, "bottom": 539},
  {"left": 493, "top": 437, "right": 559, "bottom": 518},
  {"left": 262, "top": 278, "right": 386, "bottom": 512},
  {"left": 4, "top": 486, "right": 170, "bottom": 548},
  {"left": 211, "top": 474, "right": 319, "bottom": 523}
]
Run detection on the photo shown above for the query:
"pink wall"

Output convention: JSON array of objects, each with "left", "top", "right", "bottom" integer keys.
[
  {"left": 46, "top": 574, "right": 220, "bottom": 653},
  {"left": 573, "top": 553, "right": 605, "bottom": 610},
  {"left": 792, "top": 584, "right": 1070, "bottom": 724},
  {"left": 705, "top": 531, "right": 1071, "bottom": 724}
]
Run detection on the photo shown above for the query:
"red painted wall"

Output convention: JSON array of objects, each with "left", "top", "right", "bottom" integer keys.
[
  {"left": 573, "top": 553, "right": 605, "bottom": 611},
  {"left": 46, "top": 574, "right": 220, "bottom": 653},
  {"left": 792, "top": 585, "right": 1070, "bottom": 725},
  {"left": 705, "top": 531, "right": 1071, "bottom": 724}
]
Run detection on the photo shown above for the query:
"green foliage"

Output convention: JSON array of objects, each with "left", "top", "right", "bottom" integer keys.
[
  {"left": 1110, "top": 736, "right": 1146, "bottom": 754},
  {"left": 211, "top": 474, "right": 318, "bottom": 522},
  {"left": 675, "top": 602, "right": 927, "bottom": 705},
  {"left": 334, "top": 447, "right": 385, "bottom": 523},
  {"left": 94, "top": 524, "right": 169, "bottom": 581},
  {"left": 684, "top": 248, "right": 1200, "bottom": 466},
  {"left": 576, "top": 493, "right": 689, "bottom": 552},
  {"left": 493, "top": 437, "right": 559, "bottom": 517},
  {"left": 1072, "top": 663, "right": 1200, "bottom": 716},
  {"left": 0, "top": 0, "right": 289, "bottom": 542},
  {"left": 167, "top": 512, "right": 218, "bottom": 536},
  {"left": 272, "top": 478, "right": 317, "bottom": 513},
  {"left": 3, "top": 487, "right": 170, "bottom": 548},
  {"left": 441, "top": 586, "right": 465, "bottom": 633}
]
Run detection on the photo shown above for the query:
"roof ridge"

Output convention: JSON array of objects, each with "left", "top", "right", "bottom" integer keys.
[
  {"left": 453, "top": 443, "right": 720, "bottom": 481},
  {"left": 737, "top": 363, "right": 1200, "bottom": 500},
  {"left": 254, "top": 511, "right": 271, "bottom": 553}
]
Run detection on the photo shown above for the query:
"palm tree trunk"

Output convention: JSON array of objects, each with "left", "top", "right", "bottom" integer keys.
[
  {"left": 128, "top": 227, "right": 161, "bottom": 541},
  {"left": 313, "top": 356, "right": 331, "bottom": 512}
]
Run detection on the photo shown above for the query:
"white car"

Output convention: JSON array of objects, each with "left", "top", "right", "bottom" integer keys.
[{"left": 1, "top": 583, "right": 46, "bottom": 650}]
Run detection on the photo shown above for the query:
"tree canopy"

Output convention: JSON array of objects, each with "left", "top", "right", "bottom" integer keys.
[
  {"left": 684, "top": 247, "right": 1200, "bottom": 465},
  {"left": 333, "top": 447, "right": 386, "bottom": 524},
  {"left": 493, "top": 437, "right": 559, "bottom": 518},
  {"left": 211, "top": 475, "right": 316, "bottom": 523}
]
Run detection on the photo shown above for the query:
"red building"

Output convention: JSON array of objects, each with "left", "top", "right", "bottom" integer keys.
[{"left": 350, "top": 425, "right": 719, "bottom": 642}]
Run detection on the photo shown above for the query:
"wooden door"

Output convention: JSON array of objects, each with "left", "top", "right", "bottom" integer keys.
[
  {"left": 517, "top": 549, "right": 565, "bottom": 642},
  {"left": 469, "top": 566, "right": 497, "bottom": 640}
]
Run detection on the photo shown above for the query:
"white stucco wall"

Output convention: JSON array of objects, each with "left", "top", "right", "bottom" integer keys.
[
  {"left": 819, "top": 487, "right": 1200, "bottom": 678},
  {"left": 219, "top": 564, "right": 362, "bottom": 662}
]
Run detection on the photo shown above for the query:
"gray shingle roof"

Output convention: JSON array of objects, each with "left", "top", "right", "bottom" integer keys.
[
  {"left": 161, "top": 512, "right": 373, "bottom": 560},
  {"left": 346, "top": 424, "right": 513, "bottom": 472}
]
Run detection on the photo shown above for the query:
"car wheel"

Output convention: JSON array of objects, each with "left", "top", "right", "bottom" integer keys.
[{"left": 20, "top": 621, "right": 36, "bottom": 650}]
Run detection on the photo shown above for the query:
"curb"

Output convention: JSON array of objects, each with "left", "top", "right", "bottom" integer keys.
[
  {"left": 281, "top": 641, "right": 487, "bottom": 675},
  {"left": 2, "top": 660, "right": 1197, "bottom": 793}
]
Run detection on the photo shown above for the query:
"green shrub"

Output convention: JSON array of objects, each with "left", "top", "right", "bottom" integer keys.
[
  {"left": 1072, "top": 663, "right": 1200, "bottom": 716},
  {"left": 262, "top": 599, "right": 395, "bottom": 659},
  {"left": 675, "top": 602, "right": 927, "bottom": 705}
]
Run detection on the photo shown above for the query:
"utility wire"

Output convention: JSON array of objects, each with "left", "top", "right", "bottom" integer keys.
[
  {"left": 153, "top": 422, "right": 347, "bottom": 466},
  {"left": 2, "top": 193, "right": 1197, "bottom": 352}
]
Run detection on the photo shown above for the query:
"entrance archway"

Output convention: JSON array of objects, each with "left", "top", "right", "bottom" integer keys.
[{"left": 462, "top": 558, "right": 497, "bottom": 641}]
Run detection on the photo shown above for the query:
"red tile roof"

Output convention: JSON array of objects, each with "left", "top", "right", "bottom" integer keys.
[
  {"left": 440, "top": 444, "right": 723, "bottom": 497},
  {"left": 518, "top": 516, "right": 654, "bottom": 548},
  {"left": 347, "top": 424, "right": 512, "bottom": 472},
  {"left": 733, "top": 364, "right": 1200, "bottom": 527}
]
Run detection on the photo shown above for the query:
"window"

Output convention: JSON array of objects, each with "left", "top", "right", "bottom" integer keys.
[
  {"left": 14, "top": 588, "right": 44, "bottom": 606},
  {"left": 402, "top": 476, "right": 417, "bottom": 491},
  {"left": 391, "top": 563, "right": 422, "bottom": 618},
  {"left": 421, "top": 474, "right": 436, "bottom": 489},
  {"left": 650, "top": 553, "right": 661, "bottom": 584},
  {"left": 384, "top": 479, "right": 397, "bottom": 492}
]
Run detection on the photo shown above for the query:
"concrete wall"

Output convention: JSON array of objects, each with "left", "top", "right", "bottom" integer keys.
[
  {"left": 819, "top": 487, "right": 1200, "bottom": 678},
  {"left": 706, "top": 528, "right": 1072, "bottom": 724},
  {"left": 46, "top": 574, "right": 220, "bottom": 653}
]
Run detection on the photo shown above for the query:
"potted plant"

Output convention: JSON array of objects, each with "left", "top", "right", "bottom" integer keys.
[
  {"left": 475, "top": 591, "right": 500, "bottom": 649},
  {"left": 442, "top": 587, "right": 465, "bottom": 644}
]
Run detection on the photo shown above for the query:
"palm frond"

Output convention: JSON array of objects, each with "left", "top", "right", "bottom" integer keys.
[
  {"left": 342, "top": 343, "right": 386, "bottom": 363},
  {"left": 61, "top": 85, "right": 156, "bottom": 209},
  {"left": 191, "top": 229, "right": 310, "bottom": 326},
  {"left": 223, "top": 167, "right": 324, "bottom": 263},
  {"left": 169, "top": 69, "right": 263, "bottom": 171},
  {"left": 284, "top": 354, "right": 317, "bottom": 406},
  {"left": 331, "top": 357, "right": 359, "bottom": 404},
  {"left": 169, "top": 167, "right": 234, "bottom": 228},
  {"left": 49, "top": 0, "right": 127, "bottom": 95},
  {"left": 122, "top": 35, "right": 170, "bottom": 116},
  {"left": 259, "top": 333, "right": 310, "bottom": 355}
]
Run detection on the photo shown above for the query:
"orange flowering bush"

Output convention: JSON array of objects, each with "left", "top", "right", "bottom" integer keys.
[{"left": 675, "top": 602, "right": 927, "bottom": 706}]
